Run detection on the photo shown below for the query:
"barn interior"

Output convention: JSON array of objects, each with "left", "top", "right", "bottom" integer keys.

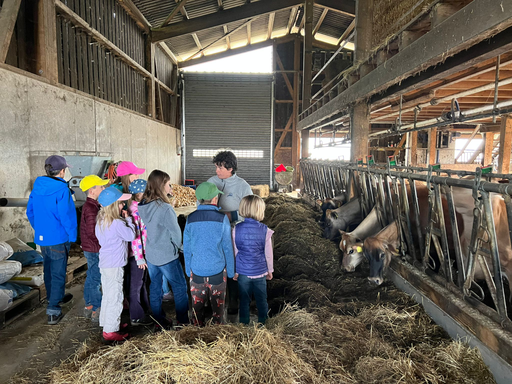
[{"left": 1, "top": 0, "right": 512, "bottom": 383}]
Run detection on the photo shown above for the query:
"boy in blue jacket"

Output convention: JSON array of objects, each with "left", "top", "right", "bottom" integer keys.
[
  {"left": 183, "top": 182, "right": 235, "bottom": 326},
  {"left": 26, "top": 155, "right": 77, "bottom": 325}
]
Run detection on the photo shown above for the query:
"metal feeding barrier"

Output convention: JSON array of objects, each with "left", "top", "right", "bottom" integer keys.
[{"left": 300, "top": 159, "right": 512, "bottom": 329}]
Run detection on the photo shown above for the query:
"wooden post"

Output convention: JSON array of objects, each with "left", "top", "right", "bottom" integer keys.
[
  {"left": 409, "top": 131, "right": 418, "bottom": 166},
  {"left": 498, "top": 115, "right": 512, "bottom": 174},
  {"left": 0, "top": 0, "right": 22, "bottom": 63},
  {"left": 36, "top": 0, "right": 58, "bottom": 83},
  {"left": 483, "top": 132, "right": 494, "bottom": 166},
  {"left": 292, "top": 37, "right": 301, "bottom": 185},
  {"left": 428, "top": 127, "right": 438, "bottom": 165},
  {"left": 302, "top": 0, "right": 313, "bottom": 111},
  {"left": 350, "top": 0, "right": 373, "bottom": 161},
  {"left": 146, "top": 40, "right": 156, "bottom": 119}
]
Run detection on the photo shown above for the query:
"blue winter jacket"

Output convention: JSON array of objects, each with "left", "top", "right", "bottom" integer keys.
[
  {"left": 234, "top": 218, "right": 268, "bottom": 276},
  {"left": 26, "top": 176, "right": 77, "bottom": 246},
  {"left": 183, "top": 205, "right": 235, "bottom": 278}
]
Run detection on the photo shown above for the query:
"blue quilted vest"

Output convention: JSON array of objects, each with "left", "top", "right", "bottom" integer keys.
[{"left": 235, "top": 218, "right": 268, "bottom": 276}]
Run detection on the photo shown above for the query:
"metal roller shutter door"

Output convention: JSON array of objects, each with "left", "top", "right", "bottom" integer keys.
[{"left": 183, "top": 73, "right": 273, "bottom": 186}]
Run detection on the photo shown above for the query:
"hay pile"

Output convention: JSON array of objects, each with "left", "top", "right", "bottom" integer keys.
[
  {"left": 48, "top": 194, "right": 495, "bottom": 384},
  {"left": 49, "top": 305, "right": 494, "bottom": 384}
]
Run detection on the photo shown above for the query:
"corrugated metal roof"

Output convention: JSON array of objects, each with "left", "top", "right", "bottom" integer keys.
[{"left": 131, "top": 0, "right": 354, "bottom": 62}]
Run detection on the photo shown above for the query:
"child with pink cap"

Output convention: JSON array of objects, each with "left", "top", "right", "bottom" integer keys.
[{"left": 113, "top": 161, "right": 145, "bottom": 193}]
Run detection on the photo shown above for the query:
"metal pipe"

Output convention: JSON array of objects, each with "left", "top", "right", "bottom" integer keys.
[
  {"left": 373, "top": 76, "right": 512, "bottom": 122},
  {"left": 0, "top": 198, "right": 29, "bottom": 207}
]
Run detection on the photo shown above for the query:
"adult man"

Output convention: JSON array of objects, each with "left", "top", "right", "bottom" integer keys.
[
  {"left": 27, "top": 155, "right": 77, "bottom": 325},
  {"left": 207, "top": 151, "right": 252, "bottom": 315},
  {"left": 207, "top": 151, "right": 253, "bottom": 222}
]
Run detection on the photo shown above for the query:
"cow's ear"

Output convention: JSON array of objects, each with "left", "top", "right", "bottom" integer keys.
[
  {"left": 339, "top": 230, "right": 346, "bottom": 236},
  {"left": 330, "top": 210, "right": 338, "bottom": 219}
]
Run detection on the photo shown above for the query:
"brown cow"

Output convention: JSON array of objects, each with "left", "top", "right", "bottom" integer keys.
[{"left": 364, "top": 221, "right": 400, "bottom": 285}]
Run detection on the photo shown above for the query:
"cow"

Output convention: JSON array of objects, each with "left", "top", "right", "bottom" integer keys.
[
  {"left": 364, "top": 221, "right": 401, "bottom": 285},
  {"left": 339, "top": 207, "right": 383, "bottom": 272},
  {"left": 323, "top": 197, "right": 363, "bottom": 240},
  {"left": 320, "top": 195, "right": 347, "bottom": 224},
  {"left": 363, "top": 182, "right": 466, "bottom": 285}
]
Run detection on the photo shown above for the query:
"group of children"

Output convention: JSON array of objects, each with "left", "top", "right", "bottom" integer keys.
[{"left": 78, "top": 160, "right": 274, "bottom": 341}]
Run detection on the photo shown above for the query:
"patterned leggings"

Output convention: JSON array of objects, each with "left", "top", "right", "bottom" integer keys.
[{"left": 190, "top": 270, "right": 227, "bottom": 326}]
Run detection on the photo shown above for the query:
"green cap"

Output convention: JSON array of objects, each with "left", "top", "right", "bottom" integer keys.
[{"left": 195, "top": 182, "right": 223, "bottom": 201}]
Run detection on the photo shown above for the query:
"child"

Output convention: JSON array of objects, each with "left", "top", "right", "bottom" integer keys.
[
  {"left": 95, "top": 186, "right": 135, "bottom": 341},
  {"left": 126, "top": 179, "right": 152, "bottom": 326},
  {"left": 113, "top": 161, "right": 145, "bottom": 192},
  {"left": 183, "top": 182, "right": 235, "bottom": 326},
  {"left": 79, "top": 175, "right": 109, "bottom": 322},
  {"left": 233, "top": 195, "right": 274, "bottom": 325},
  {"left": 138, "top": 170, "right": 189, "bottom": 329}
]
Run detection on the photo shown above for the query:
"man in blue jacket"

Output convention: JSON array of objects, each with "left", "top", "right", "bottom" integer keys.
[{"left": 27, "top": 155, "right": 77, "bottom": 325}]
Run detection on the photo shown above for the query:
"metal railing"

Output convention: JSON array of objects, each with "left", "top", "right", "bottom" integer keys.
[{"left": 301, "top": 159, "right": 512, "bottom": 328}]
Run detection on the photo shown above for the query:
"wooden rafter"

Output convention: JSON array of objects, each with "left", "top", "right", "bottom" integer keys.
[
  {"left": 0, "top": 0, "right": 22, "bottom": 63},
  {"left": 184, "top": 18, "right": 256, "bottom": 61},
  {"left": 192, "top": 33, "right": 203, "bottom": 50},
  {"left": 217, "top": 0, "right": 223, "bottom": 9},
  {"left": 160, "top": 0, "right": 191, "bottom": 28},
  {"left": 455, "top": 124, "right": 481, "bottom": 161},
  {"left": 315, "top": 0, "right": 355, "bottom": 17},
  {"left": 286, "top": 7, "right": 298, "bottom": 35},
  {"left": 336, "top": 19, "right": 354, "bottom": 46},
  {"left": 223, "top": 25, "right": 231, "bottom": 49},
  {"left": 313, "top": 8, "right": 328, "bottom": 35},
  {"left": 393, "top": 134, "right": 407, "bottom": 156},
  {"left": 267, "top": 12, "right": 275, "bottom": 40},
  {"left": 247, "top": 21, "right": 252, "bottom": 44},
  {"left": 117, "top": 0, "right": 151, "bottom": 33},
  {"left": 151, "top": 0, "right": 301, "bottom": 42}
]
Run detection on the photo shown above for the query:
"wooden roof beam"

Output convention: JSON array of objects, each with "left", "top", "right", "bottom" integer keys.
[
  {"left": 315, "top": 0, "right": 355, "bottom": 17},
  {"left": 313, "top": 8, "right": 328, "bottom": 35},
  {"left": 117, "top": 0, "right": 151, "bottom": 33},
  {"left": 286, "top": 7, "right": 298, "bottom": 35},
  {"left": 151, "top": 0, "right": 302, "bottom": 42},
  {"left": 268, "top": 12, "right": 275, "bottom": 40},
  {"left": 160, "top": 0, "right": 191, "bottom": 28},
  {"left": 247, "top": 21, "right": 252, "bottom": 44}
]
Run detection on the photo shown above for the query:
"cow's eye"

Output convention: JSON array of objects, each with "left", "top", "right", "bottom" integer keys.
[
  {"left": 348, "top": 249, "right": 353, "bottom": 254},
  {"left": 379, "top": 252, "right": 385, "bottom": 260}
]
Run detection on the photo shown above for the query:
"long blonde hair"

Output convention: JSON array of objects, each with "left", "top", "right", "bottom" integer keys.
[
  {"left": 113, "top": 175, "right": 132, "bottom": 193},
  {"left": 142, "top": 170, "right": 171, "bottom": 204},
  {"left": 97, "top": 201, "right": 123, "bottom": 230}
]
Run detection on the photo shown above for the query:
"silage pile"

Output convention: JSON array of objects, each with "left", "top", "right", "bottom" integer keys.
[{"left": 48, "top": 195, "right": 495, "bottom": 384}]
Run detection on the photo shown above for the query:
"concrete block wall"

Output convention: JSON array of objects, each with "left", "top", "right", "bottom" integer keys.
[{"left": 0, "top": 67, "right": 181, "bottom": 243}]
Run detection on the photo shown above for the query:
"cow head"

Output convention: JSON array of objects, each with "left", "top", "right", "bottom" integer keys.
[
  {"left": 364, "top": 237, "right": 398, "bottom": 285},
  {"left": 339, "top": 231, "right": 364, "bottom": 272},
  {"left": 323, "top": 209, "right": 340, "bottom": 239}
]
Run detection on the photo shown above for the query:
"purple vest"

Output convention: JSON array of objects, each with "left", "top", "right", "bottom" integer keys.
[{"left": 235, "top": 218, "right": 268, "bottom": 276}]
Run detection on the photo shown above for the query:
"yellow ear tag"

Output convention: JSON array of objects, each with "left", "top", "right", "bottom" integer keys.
[{"left": 356, "top": 246, "right": 363, "bottom": 253}]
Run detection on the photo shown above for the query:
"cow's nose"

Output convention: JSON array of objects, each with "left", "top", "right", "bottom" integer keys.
[
  {"left": 368, "top": 277, "right": 383, "bottom": 285},
  {"left": 344, "top": 265, "right": 355, "bottom": 272}
]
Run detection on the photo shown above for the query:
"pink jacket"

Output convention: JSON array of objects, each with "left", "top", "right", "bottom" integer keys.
[{"left": 129, "top": 200, "right": 147, "bottom": 265}]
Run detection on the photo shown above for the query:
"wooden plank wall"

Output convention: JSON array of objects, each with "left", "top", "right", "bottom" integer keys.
[{"left": 56, "top": 0, "right": 148, "bottom": 114}]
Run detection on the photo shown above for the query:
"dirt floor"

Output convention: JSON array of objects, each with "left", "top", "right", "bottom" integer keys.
[{"left": 0, "top": 195, "right": 497, "bottom": 383}]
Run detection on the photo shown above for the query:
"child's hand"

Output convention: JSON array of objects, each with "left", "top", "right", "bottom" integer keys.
[
  {"left": 233, "top": 273, "right": 238, "bottom": 281},
  {"left": 138, "top": 263, "right": 147, "bottom": 270},
  {"left": 121, "top": 209, "right": 129, "bottom": 218},
  {"left": 266, "top": 272, "right": 273, "bottom": 281}
]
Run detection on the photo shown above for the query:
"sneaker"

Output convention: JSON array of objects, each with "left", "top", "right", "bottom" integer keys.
[
  {"left": 91, "top": 308, "right": 100, "bottom": 323},
  {"left": 48, "top": 313, "right": 64, "bottom": 325},
  {"left": 131, "top": 316, "right": 153, "bottom": 326},
  {"left": 102, "top": 331, "right": 129, "bottom": 342},
  {"left": 59, "top": 293, "right": 73, "bottom": 305},
  {"left": 162, "top": 292, "right": 174, "bottom": 302},
  {"left": 84, "top": 305, "right": 93, "bottom": 319},
  {"left": 154, "top": 318, "right": 173, "bottom": 331}
]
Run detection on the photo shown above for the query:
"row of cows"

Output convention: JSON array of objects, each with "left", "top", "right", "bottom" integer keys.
[{"left": 320, "top": 180, "right": 512, "bottom": 306}]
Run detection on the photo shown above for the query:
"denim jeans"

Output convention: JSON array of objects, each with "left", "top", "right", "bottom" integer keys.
[
  {"left": 41, "top": 242, "right": 70, "bottom": 316},
  {"left": 83, "top": 251, "right": 102, "bottom": 311},
  {"left": 147, "top": 258, "right": 189, "bottom": 324},
  {"left": 238, "top": 275, "right": 268, "bottom": 324}
]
